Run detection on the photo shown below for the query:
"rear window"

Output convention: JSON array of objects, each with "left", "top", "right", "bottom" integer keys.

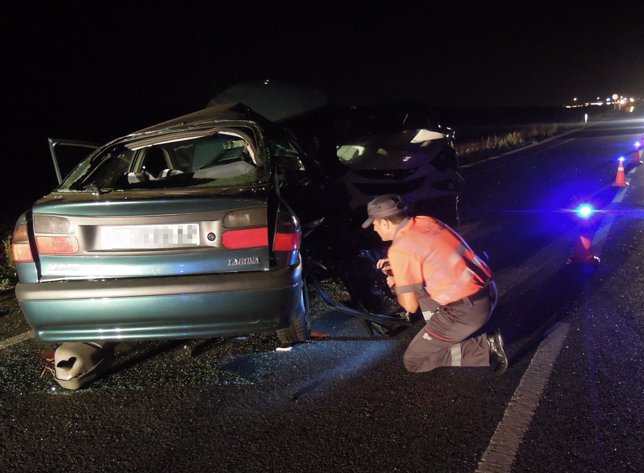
[{"left": 59, "top": 128, "right": 266, "bottom": 192}]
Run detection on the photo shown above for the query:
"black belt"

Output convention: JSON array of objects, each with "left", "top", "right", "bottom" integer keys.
[
  {"left": 422, "top": 282, "right": 494, "bottom": 312},
  {"left": 447, "top": 283, "right": 491, "bottom": 307}
]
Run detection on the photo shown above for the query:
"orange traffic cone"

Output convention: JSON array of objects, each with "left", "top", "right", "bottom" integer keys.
[
  {"left": 566, "top": 234, "right": 600, "bottom": 265},
  {"left": 613, "top": 159, "right": 628, "bottom": 187},
  {"left": 634, "top": 148, "right": 643, "bottom": 165}
]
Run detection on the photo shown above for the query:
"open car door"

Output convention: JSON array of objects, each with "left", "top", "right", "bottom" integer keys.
[{"left": 48, "top": 138, "right": 100, "bottom": 184}]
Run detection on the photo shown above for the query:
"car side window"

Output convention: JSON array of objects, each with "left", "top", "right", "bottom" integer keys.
[
  {"left": 141, "top": 147, "right": 170, "bottom": 177},
  {"left": 59, "top": 145, "right": 134, "bottom": 191},
  {"left": 59, "top": 128, "right": 266, "bottom": 192}
]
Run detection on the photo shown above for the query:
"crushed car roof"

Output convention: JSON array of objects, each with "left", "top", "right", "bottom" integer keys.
[
  {"left": 208, "top": 80, "right": 329, "bottom": 123},
  {"left": 133, "top": 103, "right": 272, "bottom": 134}
]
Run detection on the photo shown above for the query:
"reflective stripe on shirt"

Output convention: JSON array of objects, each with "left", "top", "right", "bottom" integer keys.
[{"left": 388, "top": 216, "right": 492, "bottom": 306}]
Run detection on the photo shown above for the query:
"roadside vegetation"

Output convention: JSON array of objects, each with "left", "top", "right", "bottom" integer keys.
[
  {"left": 1, "top": 224, "right": 17, "bottom": 291},
  {"left": 456, "top": 123, "right": 567, "bottom": 165}
]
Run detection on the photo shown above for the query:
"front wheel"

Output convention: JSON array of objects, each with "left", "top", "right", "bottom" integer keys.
[{"left": 276, "top": 281, "right": 311, "bottom": 346}]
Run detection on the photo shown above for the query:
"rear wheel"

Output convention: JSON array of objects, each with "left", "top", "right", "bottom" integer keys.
[{"left": 276, "top": 281, "right": 310, "bottom": 346}]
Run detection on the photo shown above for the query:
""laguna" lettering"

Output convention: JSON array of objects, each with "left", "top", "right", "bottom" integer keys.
[{"left": 228, "top": 257, "right": 260, "bottom": 266}]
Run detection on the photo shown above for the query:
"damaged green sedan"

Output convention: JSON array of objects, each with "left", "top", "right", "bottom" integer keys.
[{"left": 13, "top": 103, "right": 311, "bottom": 346}]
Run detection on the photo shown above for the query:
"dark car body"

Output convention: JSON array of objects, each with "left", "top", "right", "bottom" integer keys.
[
  {"left": 331, "top": 103, "right": 462, "bottom": 226},
  {"left": 211, "top": 81, "right": 463, "bottom": 221}
]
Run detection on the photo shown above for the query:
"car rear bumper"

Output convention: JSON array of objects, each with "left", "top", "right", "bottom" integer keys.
[{"left": 16, "top": 263, "right": 304, "bottom": 342}]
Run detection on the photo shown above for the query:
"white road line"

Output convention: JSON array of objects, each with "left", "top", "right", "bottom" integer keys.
[
  {"left": 0, "top": 330, "right": 34, "bottom": 350},
  {"left": 475, "top": 322, "right": 570, "bottom": 473}
]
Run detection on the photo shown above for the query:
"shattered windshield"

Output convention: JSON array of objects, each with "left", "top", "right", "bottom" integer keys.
[{"left": 58, "top": 128, "right": 266, "bottom": 192}]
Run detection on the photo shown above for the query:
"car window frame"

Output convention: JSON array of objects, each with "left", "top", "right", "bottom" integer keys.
[{"left": 48, "top": 138, "right": 100, "bottom": 185}]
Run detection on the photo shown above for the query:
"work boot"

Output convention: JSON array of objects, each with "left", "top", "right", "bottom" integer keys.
[{"left": 487, "top": 329, "right": 508, "bottom": 375}]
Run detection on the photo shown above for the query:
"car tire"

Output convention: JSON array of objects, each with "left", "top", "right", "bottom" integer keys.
[
  {"left": 276, "top": 281, "right": 311, "bottom": 346},
  {"left": 340, "top": 249, "right": 404, "bottom": 317}
]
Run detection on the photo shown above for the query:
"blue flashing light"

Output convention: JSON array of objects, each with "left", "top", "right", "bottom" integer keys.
[
  {"left": 635, "top": 141, "right": 641, "bottom": 149},
  {"left": 618, "top": 156, "right": 625, "bottom": 163},
  {"left": 575, "top": 203, "right": 595, "bottom": 219}
]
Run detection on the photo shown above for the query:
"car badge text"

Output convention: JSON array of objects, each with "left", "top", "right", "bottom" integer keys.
[{"left": 228, "top": 257, "right": 261, "bottom": 266}]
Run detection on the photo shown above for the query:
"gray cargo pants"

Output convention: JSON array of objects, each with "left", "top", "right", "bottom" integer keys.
[{"left": 403, "top": 282, "right": 497, "bottom": 373}]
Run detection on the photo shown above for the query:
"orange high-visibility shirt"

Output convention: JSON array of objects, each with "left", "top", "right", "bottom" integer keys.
[{"left": 388, "top": 216, "right": 492, "bottom": 306}]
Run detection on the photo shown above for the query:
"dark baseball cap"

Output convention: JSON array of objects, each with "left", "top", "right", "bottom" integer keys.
[{"left": 361, "top": 194, "right": 408, "bottom": 228}]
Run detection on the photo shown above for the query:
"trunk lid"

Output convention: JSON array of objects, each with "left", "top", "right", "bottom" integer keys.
[{"left": 31, "top": 192, "right": 271, "bottom": 281}]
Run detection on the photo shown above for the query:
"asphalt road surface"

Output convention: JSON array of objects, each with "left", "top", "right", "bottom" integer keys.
[{"left": 1, "top": 117, "right": 642, "bottom": 472}]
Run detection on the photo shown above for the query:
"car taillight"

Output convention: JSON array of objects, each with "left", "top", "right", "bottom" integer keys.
[
  {"left": 221, "top": 228, "right": 268, "bottom": 249},
  {"left": 273, "top": 230, "right": 300, "bottom": 251},
  {"left": 35, "top": 236, "right": 80, "bottom": 255},
  {"left": 11, "top": 222, "right": 33, "bottom": 263},
  {"left": 221, "top": 208, "right": 269, "bottom": 249},
  {"left": 273, "top": 207, "right": 301, "bottom": 252},
  {"left": 33, "top": 215, "right": 79, "bottom": 256}
]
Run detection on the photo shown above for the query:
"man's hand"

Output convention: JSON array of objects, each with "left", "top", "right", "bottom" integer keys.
[
  {"left": 376, "top": 258, "right": 393, "bottom": 276},
  {"left": 378, "top": 258, "right": 420, "bottom": 313},
  {"left": 386, "top": 275, "right": 396, "bottom": 289},
  {"left": 377, "top": 258, "right": 396, "bottom": 290}
]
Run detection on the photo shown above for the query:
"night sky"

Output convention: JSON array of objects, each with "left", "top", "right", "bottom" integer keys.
[{"left": 3, "top": 3, "right": 644, "bottom": 215}]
